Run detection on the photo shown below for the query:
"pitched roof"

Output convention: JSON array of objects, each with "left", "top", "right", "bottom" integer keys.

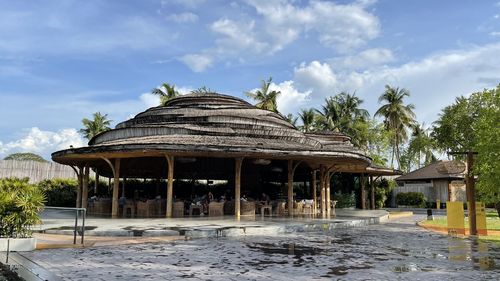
[{"left": 396, "top": 161, "right": 465, "bottom": 181}]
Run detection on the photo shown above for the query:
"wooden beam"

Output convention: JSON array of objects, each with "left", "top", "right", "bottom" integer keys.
[
  {"left": 312, "top": 170, "right": 317, "bottom": 215},
  {"left": 287, "top": 160, "right": 294, "bottom": 216},
  {"left": 166, "top": 155, "right": 175, "bottom": 218},
  {"left": 370, "top": 175, "right": 375, "bottom": 210},
  {"left": 320, "top": 165, "right": 326, "bottom": 216},
  {"left": 111, "top": 159, "right": 121, "bottom": 218},
  {"left": 360, "top": 173, "right": 366, "bottom": 210},
  {"left": 76, "top": 166, "right": 83, "bottom": 208},
  {"left": 235, "top": 157, "right": 243, "bottom": 218},
  {"left": 81, "top": 165, "right": 90, "bottom": 209}
]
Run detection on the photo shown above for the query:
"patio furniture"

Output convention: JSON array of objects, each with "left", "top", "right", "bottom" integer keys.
[
  {"left": 224, "top": 200, "right": 235, "bottom": 215},
  {"left": 189, "top": 204, "right": 202, "bottom": 216},
  {"left": 209, "top": 202, "right": 224, "bottom": 216},
  {"left": 123, "top": 199, "right": 136, "bottom": 218},
  {"left": 276, "top": 202, "right": 287, "bottom": 216},
  {"left": 241, "top": 201, "right": 255, "bottom": 216},
  {"left": 294, "top": 201, "right": 304, "bottom": 215},
  {"left": 331, "top": 200, "right": 338, "bottom": 217},
  {"left": 136, "top": 200, "right": 156, "bottom": 218},
  {"left": 155, "top": 199, "right": 166, "bottom": 217},
  {"left": 173, "top": 201, "right": 184, "bottom": 217},
  {"left": 260, "top": 205, "right": 272, "bottom": 217}
]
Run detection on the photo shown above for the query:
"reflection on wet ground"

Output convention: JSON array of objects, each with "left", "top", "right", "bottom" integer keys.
[{"left": 24, "top": 216, "right": 500, "bottom": 280}]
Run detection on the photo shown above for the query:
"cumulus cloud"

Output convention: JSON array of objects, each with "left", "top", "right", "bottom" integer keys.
[
  {"left": 180, "top": 53, "right": 213, "bottom": 72},
  {"left": 292, "top": 43, "right": 500, "bottom": 123},
  {"left": 0, "top": 127, "right": 86, "bottom": 159},
  {"left": 330, "top": 48, "right": 395, "bottom": 70},
  {"left": 180, "top": 0, "right": 380, "bottom": 71},
  {"left": 246, "top": 80, "right": 311, "bottom": 115}
]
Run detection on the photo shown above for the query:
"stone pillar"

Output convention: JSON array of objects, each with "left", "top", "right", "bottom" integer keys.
[
  {"left": 166, "top": 155, "right": 175, "bottom": 218},
  {"left": 235, "top": 158, "right": 243, "bottom": 218},
  {"left": 312, "top": 170, "right": 317, "bottom": 215},
  {"left": 81, "top": 165, "right": 90, "bottom": 209},
  {"left": 360, "top": 173, "right": 366, "bottom": 210},
  {"left": 76, "top": 166, "right": 83, "bottom": 208},
  {"left": 111, "top": 159, "right": 121, "bottom": 218},
  {"left": 370, "top": 176, "right": 375, "bottom": 210},
  {"left": 287, "top": 160, "right": 294, "bottom": 216}
]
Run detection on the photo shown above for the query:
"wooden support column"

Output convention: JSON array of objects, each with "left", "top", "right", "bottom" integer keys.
[
  {"left": 287, "top": 160, "right": 294, "bottom": 216},
  {"left": 122, "top": 178, "right": 126, "bottom": 197},
  {"left": 111, "top": 159, "right": 121, "bottom": 218},
  {"left": 94, "top": 169, "right": 99, "bottom": 195},
  {"left": 326, "top": 173, "right": 331, "bottom": 216},
  {"left": 166, "top": 155, "right": 175, "bottom": 218},
  {"left": 235, "top": 158, "right": 243, "bottom": 218},
  {"left": 370, "top": 175, "right": 375, "bottom": 210},
  {"left": 360, "top": 173, "right": 366, "bottom": 210},
  {"left": 75, "top": 166, "right": 83, "bottom": 208},
  {"left": 81, "top": 165, "right": 90, "bottom": 209},
  {"left": 320, "top": 165, "right": 326, "bottom": 216},
  {"left": 312, "top": 170, "right": 317, "bottom": 215}
]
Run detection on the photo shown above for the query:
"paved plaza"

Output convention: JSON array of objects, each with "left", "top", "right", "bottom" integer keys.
[{"left": 20, "top": 216, "right": 500, "bottom": 280}]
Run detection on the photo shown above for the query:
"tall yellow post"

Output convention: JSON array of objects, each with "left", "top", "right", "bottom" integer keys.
[{"left": 446, "top": 201, "right": 465, "bottom": 235}]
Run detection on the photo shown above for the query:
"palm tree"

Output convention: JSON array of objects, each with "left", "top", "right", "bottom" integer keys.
[
  {"left": 335, "top": 92, "right": 370, "bottom": 122},
  {"left": 245, "top": 77, "right": 281, "bottom": 113},
  {"left": 299, "top": 108, "right": 316, "bottom": 133},
  {"left": 80, "top": 112, "right": 112, "bottom": 141},
  {"left": 191, "top": 86, "right": 213, "bottom": 94},
  {"left": 408, "top": 123, "right": 436, "bottom": 169},
  {"left": 284, "top": 113, "right": 298, "bottom": 126},
  {"left": 152, "top": 83, "right": 180, "bottom": 105},
  {"left": 375, "top": 85, "right": 416, "bottom": 168},
  {"left": 315, "top": 97, "right": 340, "bottom": 131}
]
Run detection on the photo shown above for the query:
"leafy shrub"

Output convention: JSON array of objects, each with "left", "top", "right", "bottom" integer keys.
[
  {"left": 334, "top": 191, "right": 356, "bottom": 208},
  {"left": 0, "top": 178, "right": 46, "bottom": 238},
  {"left": 396, "top": 192, "right": 426, "bottom": 207},
  {"left": 374, "top": 178, "right": 396, "bottom": 208},
  {"left": 37, "top": 178, "right": 78, "bottom": 207}
]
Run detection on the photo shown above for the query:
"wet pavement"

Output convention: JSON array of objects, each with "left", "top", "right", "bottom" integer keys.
[{"left": 23, "top": 216, "right": 500, "bottom": 280}]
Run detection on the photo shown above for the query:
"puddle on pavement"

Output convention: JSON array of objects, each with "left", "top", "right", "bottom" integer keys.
[{"left": 247, "top": 242, "right": 325, "bottom": 258}]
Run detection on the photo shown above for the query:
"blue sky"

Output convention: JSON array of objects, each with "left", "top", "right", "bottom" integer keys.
[{"left": 0, "top": 0, "right": 499, "bottom": 160}]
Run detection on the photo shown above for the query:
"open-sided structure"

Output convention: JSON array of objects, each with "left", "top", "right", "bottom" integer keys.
[{"left": 52, "top": 93, "right": 396, "bottom": 218}]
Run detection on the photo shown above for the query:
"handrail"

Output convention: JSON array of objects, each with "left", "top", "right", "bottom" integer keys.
[{"left": 44, "top": 206, "right": 86, "bottom": 245}]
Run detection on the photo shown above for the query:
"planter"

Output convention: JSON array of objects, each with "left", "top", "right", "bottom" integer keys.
[{"left": 0, "top": 238, "right": 37, "bottom": 252}]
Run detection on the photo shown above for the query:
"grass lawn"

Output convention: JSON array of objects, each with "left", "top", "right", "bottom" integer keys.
[{"left": 421, "top": 211, "right": 500, "bottom": 230}]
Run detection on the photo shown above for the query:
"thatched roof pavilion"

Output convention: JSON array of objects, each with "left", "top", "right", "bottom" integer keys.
[{"left": 52, "top": 93, "right": 396, "bottom": 218}]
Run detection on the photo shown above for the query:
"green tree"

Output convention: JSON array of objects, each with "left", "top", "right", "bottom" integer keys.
[
  {"left": 432, "top": 84, "right": 500, "bottom": 216},
  {"left": 245, "top": 77, "right": 281, "bottom": 113},
  {"left": 406, "top": 123, "right": 436, "bottom": 170},
  {"left": 298, "top": 108, "right": 316, "bottom": 132},
  {"left": 375, "top": 85, "right": 416, "bottom": 169},
  {"left": 152, "top": 83, "right": 180, "bottom": 105},
  {"left": 79, "top": 112, "right": 112, "bottom": 141},
  {"left": 4, "top": 152, "right": 47, "bottom": 162}
]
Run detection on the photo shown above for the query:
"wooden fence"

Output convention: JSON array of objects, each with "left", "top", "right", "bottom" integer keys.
[{"left": 0, "top": 160, "right": 90, "bottom": 183}]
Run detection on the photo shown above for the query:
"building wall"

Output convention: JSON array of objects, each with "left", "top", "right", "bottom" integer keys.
[
  {"left": 0, "top": 160, "right": 83, "bottom": 183},
  {"left": 432, "top": 180, "right": 449, "bottom": 202}
]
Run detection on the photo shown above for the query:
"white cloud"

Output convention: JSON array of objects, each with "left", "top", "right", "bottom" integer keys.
[
  {"left": 140, "top": 93, "right": 161, "bottom": 108},
  {"left": 0, "top": 127, "right": 85, "bottom": 159},
  {"left": 490, "top": 31, "right": 500, "bottom": 37},
  {"left": 292, "top": 43, "right": 500, "bottom": 124},
  {"left": 180, "top": 53, "right": 213, "bottom": 72},
  {"left": 294, "top": 61, "right": 337, "bottom": 95},
  {"left": 246, "top": 80, "right": 311, "bottom": 115},
  {"left": 166, "top": 12, "right": 199, "bottom": 23},
  {"left": 180, "top": 0, "right": 380, "bottom": 71},
  {"left": 330, "top": 48, "right": 395, "bottom": 70}
]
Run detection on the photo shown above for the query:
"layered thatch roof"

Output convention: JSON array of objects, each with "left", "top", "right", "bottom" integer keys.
[
  {"left": 396, "top": 161, "right": 465, "bottom": 181},
  {"left": 52, "top": 93, "right": 374, "bottom": 173}
]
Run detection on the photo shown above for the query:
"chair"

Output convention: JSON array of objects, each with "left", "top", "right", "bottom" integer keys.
[
  {"left": 209, "top": 202, "right": 224, "bottom": 216},
  {"left": 241, "top": 201, "right": 255, "bottom": 216},
  {"left": 294, "top": 201, "right": 304, "bottom": 215},
  {"left": 276, "top": 202, "right": 287, "bottom": 216},
  {"left": 260, "top": 205, "right": 272, "bottom": 217},
  {"left": 123, "top": 199, "right": 136, "bottom": 218},
  {"left": 173, "top": 201, "right": 184, "bottom": 218}
]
